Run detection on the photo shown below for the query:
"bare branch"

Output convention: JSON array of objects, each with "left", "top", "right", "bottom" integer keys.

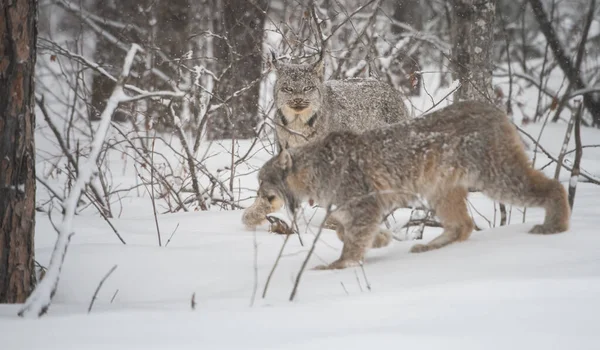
[
  {"left": 87, "top": 265, "right": 118, "bottom": 313},
  {"left": 19, "top": 44, "right": 143, "bottom": 318}
]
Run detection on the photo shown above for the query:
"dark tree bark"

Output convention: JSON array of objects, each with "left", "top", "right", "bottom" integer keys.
[
  {"left": 0, "top": 0, "right": 37, "bottom": 303},
  {"left": 140, "top": 0, "right": 192, "bottom": 129},
  {"left": 209, "top": 0, "right": 268, "bottom": 139},
  {"left": 391, "top": 0, "right": 422, "bottom": 96},
  {"left": 89, "top": 0, "right": 192, "bottom": 127},
  {"left": 528, "top": 0, "right": 600, "bottom": 127},
  {"left": 89, "top": 0, "right": 140, "bottom": 122},
  {"left": 451, "top": 0, "right": 497, "bottom": 102}
]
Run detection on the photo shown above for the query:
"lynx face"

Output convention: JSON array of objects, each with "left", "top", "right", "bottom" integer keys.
[
  {"left": 241, "top": 183, "right": 284, "bottom": 228},
  {"left": 242, "top": 151, "right": 299, "bottom": 228},
  {"left": 274, "top": 61, "right": 325, "bottom": 124}
]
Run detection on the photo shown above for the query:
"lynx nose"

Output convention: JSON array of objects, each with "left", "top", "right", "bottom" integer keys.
[{"left": 292, "top": 98, "right": 305, "bottom": 105}]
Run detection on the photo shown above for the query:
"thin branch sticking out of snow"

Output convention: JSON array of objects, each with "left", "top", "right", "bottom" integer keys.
[
  {"left": 88, "top": 265, "right": 118, "bottom": 313},
  {"left": 18, "top": 44, "right": 143, "bottom": 318}
]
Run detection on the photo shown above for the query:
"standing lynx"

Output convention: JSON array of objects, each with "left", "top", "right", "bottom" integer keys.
[
  {"left": 256, "top": 101, "right": 570, "bottom": 269},
  {"left": 242, "top": 55, "right": 409, "bottom": 229}
]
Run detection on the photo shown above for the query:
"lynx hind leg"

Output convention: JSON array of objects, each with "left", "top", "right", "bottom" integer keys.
[
  {"left": 483, "top": 164, "right": 570, "bottom": 234},
  {"left": 410, "top": 187, "right": 473, "bottom": 253},
  {"left": 478, "top": 125, "right": 570, "bottom": 234}
]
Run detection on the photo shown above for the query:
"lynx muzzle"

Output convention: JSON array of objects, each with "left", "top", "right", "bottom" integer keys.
[{"left": 242, "top": 194, "right": 284, "bottom": 229}]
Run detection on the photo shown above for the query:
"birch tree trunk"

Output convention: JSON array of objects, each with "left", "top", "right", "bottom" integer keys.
[{"left": 451, "top": 0, "right": 497, "bottom": 102}]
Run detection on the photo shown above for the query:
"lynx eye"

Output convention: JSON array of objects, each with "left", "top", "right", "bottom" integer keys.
[
  {"left": 266, "top": 195, "right": 276, "bottom": 202},
  {"left": 281, "top": 86, "right": 293, "bottom": 93},
  {"left": 303, "top": 86, "right": 314, "bottom": 92}
]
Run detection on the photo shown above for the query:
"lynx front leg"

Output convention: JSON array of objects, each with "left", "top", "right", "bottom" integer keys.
[
  {"left": 410, "top": 187, "right": 473, "bottom": 253},
  {"left": 314, "top": 222, "right": 380, "bottom": 270},
  {"left": 332, "top": 224, "right": 391, "bottom": 249},
  {"left": 371, "top": 228, "right": 392, "bottom": 248},
  {"left": 315, "top": 200, "right": 382, "bottom": 270}
]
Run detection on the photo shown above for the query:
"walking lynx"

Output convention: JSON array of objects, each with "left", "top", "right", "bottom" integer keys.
[
  {"left": 256, "top": 101, "right": 570, "bottom": 270},
  {"left": 242, "top": 54, "right": 409, "bottom": 229}
]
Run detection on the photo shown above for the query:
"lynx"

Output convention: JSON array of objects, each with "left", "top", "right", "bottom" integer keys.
[
  {"left": 242, "top": 55, "right": 409, "bottom": 229},
  {"left": 255, "top": 100, "right": 570, "bottom": 270}
]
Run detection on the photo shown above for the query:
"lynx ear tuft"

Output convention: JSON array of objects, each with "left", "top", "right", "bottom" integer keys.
[
  {"left": 312, "top": 58, "right": 324, "bottom": 80},
  {"left": 276, "top": 149, "right": 293, "bottom": 170}
]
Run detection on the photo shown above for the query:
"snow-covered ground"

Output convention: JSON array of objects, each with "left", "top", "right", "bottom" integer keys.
[
  {"left": 3, "top": 27, "right": 600, "bottom": 348},
  {"left": 3, "top": 116, "right": 600, "bottom": 349},
  {"left": 2, "top": 183, "right": 600, "bottom": 349}
]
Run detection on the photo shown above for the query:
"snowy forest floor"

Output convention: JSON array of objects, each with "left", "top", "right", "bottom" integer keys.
[{"left": 2, "top": 119, "right": 600, "bottom": 349}]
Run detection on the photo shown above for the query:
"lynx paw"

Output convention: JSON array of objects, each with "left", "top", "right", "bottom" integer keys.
[
  {"left": 371, "top": 229, "right": 392, "bottom": 249},
  {"left": 313, "top": 259, "right": 361, "bottom": 270},
  {"left": 410, "top": 243, "right": 433, "bottom": 253},
  {"left": 528, "top": 224, "right": 565, "bottom": 235}
]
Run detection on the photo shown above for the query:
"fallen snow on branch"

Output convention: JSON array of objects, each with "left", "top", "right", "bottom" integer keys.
[{"left": 18, "top": 44, "right": 143, "bottom": 318}]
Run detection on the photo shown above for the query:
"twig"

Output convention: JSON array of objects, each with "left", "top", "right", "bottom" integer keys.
[
  {"left": 516, "top": 125, "right": 600, "bottom": 185},
  {"left": 88, "top": 265, "right": 118, "bottom": 313},
  {"left": 528, "top": 0, "right": 600, "bottom": 126},
  {"left": 165, "top": 223, "right": 181, "bottom": 247},
  {"left": 167, "top": 102, "right": 208, "bottom": 210},
  {"left": 19, "top": 44, "right": 143, "bottom": 318},
  {"left": 499, "top": 203, "right": 507, "bottom": 226},
  {"left": 340, "top": 282, "right": 349, "bottom": 295},
  {"left": 82, "top": 190, "right": 126, "bottom": 245},
  {"left": 354, "top": 269, "right": 364, "bottom": 292},
  {"left": 569, "top": 102, "right": 584, "bottom": 209},
  {"left": 36, "top": 95, "right": 111, "bottom": 217},
  {"left": 554, "top": 112, "right": 576, "bottom": 179},
  {"left": 149, "top": 133, "right": 162, "bottom": 247},
  {"left": 290, "top": 206, "right": 332, "bottom": 301},
  {"left": 262, "top": 234, "right": 291, "bottom": 299},
  {"left": 110, "top": 289, "right": 119, "bottom": 303},
  {"left": 250, "top": 229, "right": 259, "bottom": 307},
  {"left": 359, "top": 262, "right": 371, "bottom": 291},
  {"left": 111, "top": 123, "right": 189, "bottom": 211}
]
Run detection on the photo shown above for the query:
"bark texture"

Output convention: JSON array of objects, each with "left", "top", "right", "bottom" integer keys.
[
  {"left": 209, "top": 0, "right": 268, "bottom": 139},
  {"left": 90, "top": 0, "right": 191, "bottom": 127},
  {"left": 451, "top": 0, "right": 497, "bottom": 102},
  {"left": 0, "top": 0, "right": 37, "bottom": 303},
  {"left": 391, "top": 0, "right": 422, "bottom": 96}
]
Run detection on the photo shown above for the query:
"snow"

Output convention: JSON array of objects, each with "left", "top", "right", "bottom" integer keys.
[
  {"left": 18, "top": 45, "right": 144, "bottom": 318},
  {"left": 570, "top": 175, "right": 579, "bottom": 187},
  {"left": 2, "top": 186, "right": 600, "bottom": 348},
  {"left": 5, "top": 12, "right": 600, "bottom": 348},
  {"left": 4, "top": 115, "right": 600, "bottom": 346},
  {"left": 8, "top": 65, "right": 598, "bottom": 348}
]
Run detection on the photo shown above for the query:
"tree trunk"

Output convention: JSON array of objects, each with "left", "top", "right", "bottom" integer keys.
[
  {"left": 0, "top": 0, "right": 37, "bottom": 303},
  {"left": 89, "top": 0, "right": 140, "bottom": 123},
  {"left": 89, "top": 0, "right": 192, "bottom": 128},
  {"left": 209, "top": 0, "right": 268, "bottom": 139},
  {"left": 451, "top": 0, "right": 497, "bottom": 102},
  {"left": 528, "top": 0, "right": 600, "bottom": 127},
  {"left": 391, "top": 0, "right": 422, "bottom": 96}
]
